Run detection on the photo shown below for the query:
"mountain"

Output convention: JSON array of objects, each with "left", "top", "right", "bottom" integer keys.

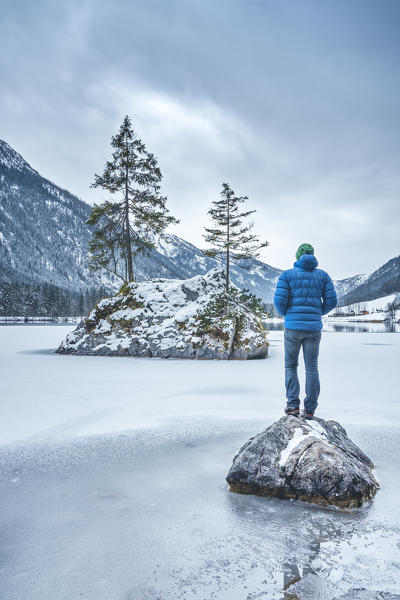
[
  {"left": 0, "top": 139, "right": 114, "bottom": 291},
  {"left": 338, "top": 255, "right": 400, "bottom": 306},
  {"left": 1, "top": 138, "right": 398, "bottom": 315},
  {"left": 333, "top": 274, "right": 368, "bottom": 298}
]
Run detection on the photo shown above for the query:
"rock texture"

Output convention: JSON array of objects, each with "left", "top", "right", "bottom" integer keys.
[
  {"left": 226, "top": 416, "right": 379, "bottom": 508},
  {"left": 57, "top": 269, "right": 269, "bottom": 359}
]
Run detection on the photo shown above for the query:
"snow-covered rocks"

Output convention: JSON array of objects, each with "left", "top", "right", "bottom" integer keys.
[
  {"left": 56, "top": 268, "right": 269, "bottom": 359},
  {"left": 226, "top": 416, "right": 379, "bottom": 508}
]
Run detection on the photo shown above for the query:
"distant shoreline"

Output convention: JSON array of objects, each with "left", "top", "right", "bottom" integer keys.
[
  {"left": 325, "top": 316, "right": 393, "bottom": 324},
  {"left": 0, "top": 316, "right": 82, "bottom": 323}
]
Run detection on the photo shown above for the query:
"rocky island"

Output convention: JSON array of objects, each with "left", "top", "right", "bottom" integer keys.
[
  {"left": 57, "top": 269, "right": 269, "bottom": 359},
  {"left": 226, "top": 416, "right": 379, "bottom": 508}
]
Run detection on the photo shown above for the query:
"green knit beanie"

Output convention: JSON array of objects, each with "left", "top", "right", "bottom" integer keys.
[{"left": 296, "top": 243, "right": 314, "bottom": 260}]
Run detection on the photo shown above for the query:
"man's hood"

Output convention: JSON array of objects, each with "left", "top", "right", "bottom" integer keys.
[{"left": 294, "top": 254, "right": 318, "bottom": 271}]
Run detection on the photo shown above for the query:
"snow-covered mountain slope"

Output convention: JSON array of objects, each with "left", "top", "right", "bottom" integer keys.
[
  {"left": 363, "top": 293, "right": 399, "bottom": 312},
  {"left": 338, "top": 255, "right": 400, "bottom": 306},
  {"left": 333, "top": 274, "right": 368, "bottom": 298},
  {"left": 0, "top": 140, "right": 38, "bottom": 174},
  {"left": 0, "top": 139, "right": 115, "bottom": 291}
]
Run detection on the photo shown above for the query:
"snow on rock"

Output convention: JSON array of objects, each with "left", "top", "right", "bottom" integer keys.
[
  {"left": 0, "top": 139, "right": 38, "bottom": 174},
  {"left": 277, "top": 427, "right": 313, "bottom": 468},
  {"left": 226, "top": 416, "right": 379, "bottom": 508},
  {"left": 56, "top": 268, "right": 269, "bottom": 359}
]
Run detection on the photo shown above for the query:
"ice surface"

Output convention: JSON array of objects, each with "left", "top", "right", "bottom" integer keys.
[{"left": 0, "top": 325, "right": 399, "bottom": 599}]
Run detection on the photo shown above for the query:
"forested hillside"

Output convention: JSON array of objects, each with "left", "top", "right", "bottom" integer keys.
[{"left": 338, "top": 255, "right": 400, "bottom": 307}]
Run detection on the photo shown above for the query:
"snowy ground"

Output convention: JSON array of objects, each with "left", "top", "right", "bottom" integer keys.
[
  {"left": 0, "top": 325, "right": 399, "bottom": 599},
  {"left": 328, "top": 293, "right": 400, "bottom": 323}
]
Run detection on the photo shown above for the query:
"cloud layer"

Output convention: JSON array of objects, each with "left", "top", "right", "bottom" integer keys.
[{"left": 1, "top": 0, "right": 399, "bottom": 277}]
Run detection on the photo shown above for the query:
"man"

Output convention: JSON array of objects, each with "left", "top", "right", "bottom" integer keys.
[{"left": 273, "top": 243, "right": 337, "bottom": 419}]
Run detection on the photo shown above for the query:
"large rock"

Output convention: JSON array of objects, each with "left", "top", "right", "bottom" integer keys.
[
  {"left": 226, "top": 416, "right": 379, "bottom": 508},
  {"left": 57, "top": 269, "right": 268, "bottom": 359}
]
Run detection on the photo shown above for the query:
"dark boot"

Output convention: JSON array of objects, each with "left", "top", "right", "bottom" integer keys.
[
  {"left": 301, "top": 410, "right": 314, "bottom": 420},
  {"left": 284, "top": 407, "right": 300, "bottom": 417}
]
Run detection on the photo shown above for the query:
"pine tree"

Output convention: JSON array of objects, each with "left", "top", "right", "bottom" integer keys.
[
  {"left": 88, "top": 115, "right": 178, "bottom": 282},
  {"left": 203, "top": 182, "right": 269, "bottom": 297}
]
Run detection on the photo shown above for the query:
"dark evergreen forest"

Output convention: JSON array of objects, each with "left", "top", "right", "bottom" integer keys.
[{"left": 0, "top": 282, "right": 109, "bottom": 317}]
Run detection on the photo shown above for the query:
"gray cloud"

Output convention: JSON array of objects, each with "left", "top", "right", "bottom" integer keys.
[{"left": 1, "top": 0, "right": 399, "bottom": 278}]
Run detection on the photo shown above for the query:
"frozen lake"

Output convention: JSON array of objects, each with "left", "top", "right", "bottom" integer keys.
[{"left": 0, "top": 325, "right": 399, "bottom": 599}]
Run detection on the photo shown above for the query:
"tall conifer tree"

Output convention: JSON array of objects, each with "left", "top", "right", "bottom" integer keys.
[
  {"left": 87, "top": 115, "right": 178, "bottom": 282},
  {"left": 203, "top": 182, "right": 269, "bottom": 296}
]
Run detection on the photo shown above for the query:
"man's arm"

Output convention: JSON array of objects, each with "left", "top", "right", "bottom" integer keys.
[
  {"left": 274, "top": 272, "right": 290, "bottom": 316},
  {"left": 321, "top": 274, "right": 337, "bottom": 315}
]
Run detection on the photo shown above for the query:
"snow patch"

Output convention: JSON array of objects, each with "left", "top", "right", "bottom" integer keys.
[{"left": 278, "top": 422, "right": 328, "bottom": 467}]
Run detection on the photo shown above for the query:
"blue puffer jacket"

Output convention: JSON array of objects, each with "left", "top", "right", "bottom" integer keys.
[{"left": 273, "top": 254, "right": 337, "bottom": 331}]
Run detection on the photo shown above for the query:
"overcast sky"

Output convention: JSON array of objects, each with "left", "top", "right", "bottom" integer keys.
[{"left": 1, "top": 0, "right": 399, "bottom": 278}]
